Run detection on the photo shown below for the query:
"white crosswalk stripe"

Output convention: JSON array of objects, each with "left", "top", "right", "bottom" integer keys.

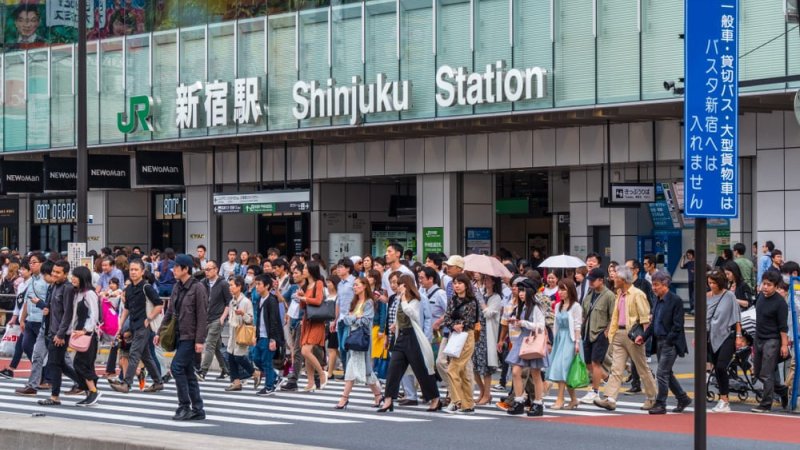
[{"left": 0, "top": 375, "right": 668, "bottom": 428}]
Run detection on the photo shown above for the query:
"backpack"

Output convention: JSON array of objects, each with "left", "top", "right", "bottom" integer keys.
[{"left": 0, "top": 277, "right": 14, "bottom": 295}]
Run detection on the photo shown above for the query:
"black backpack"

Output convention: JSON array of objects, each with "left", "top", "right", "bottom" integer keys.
[{"left": 0, "top": 277, "right": 14, "bottom": 295}]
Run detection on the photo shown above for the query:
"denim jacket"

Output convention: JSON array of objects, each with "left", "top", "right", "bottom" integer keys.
[{"left": 23, "top": 273, "right": 49, "bottom": 323}]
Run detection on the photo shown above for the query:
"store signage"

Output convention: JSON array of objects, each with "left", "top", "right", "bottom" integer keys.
[
  {"left": 212, "top": 190, "right": 310, "bottom": 215},
  {"left": 0, "top": 160, "right": 43, "bottom": 193},
  {"left": 136, "top": 151, "right": 184, "bottom": 186},
  {"left": 117, "top": 95, "right": 154, "bottom": 133},
  {"left": 292, "top": 74, "right": 410, "bottom": 125},
  {"left": 44, "top": 157, "right": 78, "bottom": 191},
  {"left": 684, "top": 0, "right": 738, "bottom": 218},
  {"left": 609, "top": 183, "right": 656, "bottom": 203},
  {"left": 176, "top": 78, "right": 263, "bottom": 129},
  {"left": 422, "top": 227, "right": 444, "bottom": 259},
  {"left": 436, "top": 61, "right": 547, "bottom": 108},
  {"left": 329, "top": 233, "right": 363, "bottom": 264},
  {"left": 0, "top": 199, "right": 18, "bottom": 225},
  {"left": 34, "top": 198, "right": 77, "bottom": 224},
  {"left": 465, "top": 228, "right": 492, "bottom": 256},
  {"left": 88, "top": 155, "right": 131, "bottom": 189}
]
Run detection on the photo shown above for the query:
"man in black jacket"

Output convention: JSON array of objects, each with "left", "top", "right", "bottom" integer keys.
[
  {"left": 253, "top": 273, "right": 283, "bottom": 396},
  {"left": 646, "top": 271, "right": 691, "bottom": 415},
  {"left": 155, "top": 254, "right": 208, "bottom": 421},
  {"left": 38, "top": 260, "right": 78, "bottom": 406}
]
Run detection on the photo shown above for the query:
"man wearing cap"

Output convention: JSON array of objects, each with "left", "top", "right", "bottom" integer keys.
[
  {"left": 155, "top": 254, "right": 208, "bottom": 421},
  {"left": 350, "top": 256, "right": 364, "bottom": 277},
  {"left": 579, "top": 268, "right": 615, "bottom": 404}
]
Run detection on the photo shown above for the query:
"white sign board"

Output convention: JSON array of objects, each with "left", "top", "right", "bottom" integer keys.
[
  {"left": 329, "top": 233, "right": 363, "bottom": 265},
  {"left": 610, "top": 183, "right": 656, "bottom": 203},
  {"left": 67, "top": 242, "right": 87, "bottom": 272}
]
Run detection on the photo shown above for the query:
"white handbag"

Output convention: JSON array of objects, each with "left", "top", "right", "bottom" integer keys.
[{"left": 442, "top": 331, "right": 469, "bottom": 358}]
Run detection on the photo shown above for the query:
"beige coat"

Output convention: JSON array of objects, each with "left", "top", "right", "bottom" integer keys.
[{"left": 227, "top": 293, "right": 254, "bottom": 356}]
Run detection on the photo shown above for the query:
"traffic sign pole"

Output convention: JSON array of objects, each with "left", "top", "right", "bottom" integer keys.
[{"left": 693, "top": 218, "right": 707, "bottom": 450}]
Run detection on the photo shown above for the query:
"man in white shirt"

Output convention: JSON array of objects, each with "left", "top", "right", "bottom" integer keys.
[{"left": 219, "top": 249, "right": 239, "bottom": 280}]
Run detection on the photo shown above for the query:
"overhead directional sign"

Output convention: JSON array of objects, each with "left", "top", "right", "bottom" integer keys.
[
  {"left": 610, "top": 183, "right": 656, "bottom": 204},
  {"left": 684, "top": 0, "right": 739, "bottom": 218},
  {"left": 212, "top": 190, "right": 311, "bottom": 215}
]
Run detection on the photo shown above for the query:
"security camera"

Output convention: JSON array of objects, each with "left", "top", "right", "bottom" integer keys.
[{"left": 663, "top": 81, "right": 676, "bottom": 91}]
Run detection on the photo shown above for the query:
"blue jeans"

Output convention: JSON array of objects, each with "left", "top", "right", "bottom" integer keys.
[
  {"left": 227, "top": 353, "right": 255, "bottom": 381},
  {"left": 337, "top": 321, "right": 349, "bottom": 369},
  {"left": 171, "top": 340, "right": 204, "bottom": 411},
  {"left": 252, "top": 338, "right": 276, "bottom": 388},
  {"left": 13, "top": 321, "right": 40, "bottom": 368}
]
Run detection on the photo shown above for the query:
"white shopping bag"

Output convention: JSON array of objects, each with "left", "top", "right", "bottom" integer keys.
[
  {"left": 0, "top": 325, "right": 21, "bottom": 356},
  {"left": 442, "top": 331, "right": 468, "bottom": 358}
]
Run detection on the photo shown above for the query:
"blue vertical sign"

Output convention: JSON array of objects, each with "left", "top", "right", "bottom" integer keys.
[{"left": 684, "top": 0, "right": 738, "bottom": 218}]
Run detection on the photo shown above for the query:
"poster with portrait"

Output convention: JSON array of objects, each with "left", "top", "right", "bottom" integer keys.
[{"left": 4, "top": 1, "right": 48, "bottom": 50}]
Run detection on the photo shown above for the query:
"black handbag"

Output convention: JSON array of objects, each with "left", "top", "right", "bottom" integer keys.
[
  {"left": 627, "top": 323, "right": 645, "bottom": 342},
  {"left": 344, "top": 326, "right": 370, "bottom": 352},
  {"left": 306, "top": 298, "right": 336, "bottom": 322}
]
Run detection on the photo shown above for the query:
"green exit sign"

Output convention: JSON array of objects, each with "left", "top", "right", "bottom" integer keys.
[{"left": 244, "top": 203, "right": 275, "bottom": 214}]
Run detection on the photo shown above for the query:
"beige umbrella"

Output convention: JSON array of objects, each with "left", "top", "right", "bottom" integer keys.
[{"left": 464, "top": 254, "right": 513, "bottom": 278}]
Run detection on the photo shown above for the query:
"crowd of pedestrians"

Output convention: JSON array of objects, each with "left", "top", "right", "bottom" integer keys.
[{"left": 0, "top": 240, "right": 796, "bottom": 420}]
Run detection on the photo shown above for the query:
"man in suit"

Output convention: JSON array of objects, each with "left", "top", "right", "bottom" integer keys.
[
  {"left": 646, "top": 270, "right": 691, "bottom": 415},
  {"left": 197, "top": 260, "right": 231, "bottom": 381}
]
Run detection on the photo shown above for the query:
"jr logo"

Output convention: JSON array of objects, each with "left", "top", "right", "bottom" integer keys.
[{"left": 117, "top": 95, "right": 154, "bottom": 133}]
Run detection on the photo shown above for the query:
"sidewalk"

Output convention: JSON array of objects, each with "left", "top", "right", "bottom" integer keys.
[{"left": 0, "top": 412, "right": 333, "bottom": 450}]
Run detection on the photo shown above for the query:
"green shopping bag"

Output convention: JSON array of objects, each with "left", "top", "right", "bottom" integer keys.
[{"left": 566, "top": 353, "right": 590, "bottom": 389}]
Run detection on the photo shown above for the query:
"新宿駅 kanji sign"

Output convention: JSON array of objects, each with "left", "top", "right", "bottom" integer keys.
[{"left": 684, "top": 0, "right": 738, "bottom": 218}]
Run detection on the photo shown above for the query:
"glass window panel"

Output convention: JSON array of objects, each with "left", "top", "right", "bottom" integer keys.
[
  {"left": 3, "top": 52, "right": 26, "bottom": 151},
  {"left": 87, "top": 41, "right": 100, "bottom": 145},
  {"left": 237, "top": 17, "right": 267, "bottom": 133},
  {"left": 366, "top": 0, "right": 399, "bottom": 123},
  {"left": 555, "top": 0, "right": 595, "bottom": 106},
  {"left": 180, "top": 26, "right": 207, "bottom": 137},
  {"left": 789, "top": 19, "right": 800, "bottom": 89},
  {"left": 740, "top": 0, "right": 784, "bottom": 92},
  {"left": 474, "top": 0, "right": 510, "bottom": 114},
  {"left": 51, "top": 46, "right": 75, "bottom": 148},
  {"left": 437, "top": 0, "right": 472, "bottom": 117},
  {"left": 597, "top": 0, "right": 639, "bottom": 103},
  {"left": 153, "top": 30, "right": 179, "bottom": 139},
  {"left": 513, "top": 0, "right": 552, "bottom": 110},
  {"left": 126, "top": 35, "right": 152, "bottom": 142},
  {"left": 100, "top": 38, "right": 125, "bottom": 143},
  {"left": 641, "top": 0, "right": 683, "bottom": 100},
  {"left": 331, "top": 3, "right": 362, "bottom": 126},
  {"left": 299, "top": 9, "right": 331, "bottom": 128},
  {"left": 27, "top": 49, "right": 50, "bottom": 149},
  {"left": 268, "top": 13, "right": 297, "bottom": 130},
  {"left": 208, "top": 22, "right": 236, "bottom": 136},
  {"left": 400, "top": 0, "right": 434, "bottom": 120}
]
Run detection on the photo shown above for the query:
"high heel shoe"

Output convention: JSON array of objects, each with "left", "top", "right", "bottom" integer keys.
[
  {"left": 377, "top": 400, "right": 394, "bottom": 413},
  {"left": 372, "top": 395, "right": 385, "bottom": 408},
  {"left": 566, "top": 401, "right": 579, "bottom": 410},
  {"left": 302, "top": 384, "right": 316, "bottom": 392},
  {"left": 319, "top": 372, "right": 329, "bottom": 390},
  {"left": 334, "top": 397, "right": 349, "bottom": 410},
  {"left": 427, "top": 398, "right": 443, "bottom": 412}
]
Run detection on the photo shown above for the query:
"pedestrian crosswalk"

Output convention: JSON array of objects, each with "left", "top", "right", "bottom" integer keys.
[{"left": 0, "top": 375, "right": 679, "bottom": 429}]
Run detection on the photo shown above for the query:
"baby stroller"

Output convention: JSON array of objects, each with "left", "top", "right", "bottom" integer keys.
[{"left": 707, "top": 326, "right": 763, "bottom": 403}]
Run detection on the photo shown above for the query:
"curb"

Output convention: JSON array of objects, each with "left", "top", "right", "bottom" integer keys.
[{"left": 0, "top": 412, "right": 334, "bottom": 450}]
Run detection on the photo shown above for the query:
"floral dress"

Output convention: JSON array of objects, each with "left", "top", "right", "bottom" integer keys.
[{"left": 472, "top": 308, "right": 492, "bottom": 376}]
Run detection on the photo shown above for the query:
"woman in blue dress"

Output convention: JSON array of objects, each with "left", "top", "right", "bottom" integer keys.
[
  {"left": 546, "top": 278, "right": 584, "bottom": 409},
  {"left": 504, "top": 284, "right": 550, "bottom": 417}
]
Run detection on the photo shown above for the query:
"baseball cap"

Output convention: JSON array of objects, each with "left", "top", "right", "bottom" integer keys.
[
  {"left": 175, "top": 253, "right": 194, "bottom": 268},
  {"left": 443, "top": 255, "right": 465, "bottom": 269},
  {"left": 587, "top": 268, "right": 606, "bottom": 281}
]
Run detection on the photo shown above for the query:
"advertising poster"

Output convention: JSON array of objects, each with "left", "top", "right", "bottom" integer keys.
[
  {"left": 329, "top": 233, "right": 362, "bottom": 264},
  {"left": 421, "top": 227, "right": 443, "bottom": 259},
  {"left": 465, "top": 228, "right": 492, "bottom": 255}
]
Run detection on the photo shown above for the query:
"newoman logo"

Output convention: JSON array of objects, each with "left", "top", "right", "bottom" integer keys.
[
  {"left": 49, "top": 171, "right": 77, "bottom": 180},
  {"left": 6, "top": 174, "right": 39, "bottom": 182},
  {"left": 142, "top": 165, "right": 179, "bottom": 174},
  {"left": 91, "top": 169, "right": 127, "bottom": 177}
]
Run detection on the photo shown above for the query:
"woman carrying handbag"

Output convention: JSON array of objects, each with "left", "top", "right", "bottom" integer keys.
[
  {"left": 225, "top": 276, "right": 256, "bottom": 392},
  {"left": 334, "top": 277, "right": 383, "bottom": 409},
  {"left": 69, "top": 266, "right": 102, "bottom": 407},
  {"left": 505, "top": 283, "right": 549, "bottom": 417}
]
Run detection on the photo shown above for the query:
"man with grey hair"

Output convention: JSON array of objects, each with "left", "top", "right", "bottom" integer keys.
[
  {"left": 644, "top": 271, "right": 690, "bottom": 415},
  {"left": 594, "top": 265, "right": 658, "bottom": 411}
]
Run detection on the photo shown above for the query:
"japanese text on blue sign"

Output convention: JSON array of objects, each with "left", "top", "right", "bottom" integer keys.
[{"left": 684, "top": 0, "right": 738, "bottom": 218}]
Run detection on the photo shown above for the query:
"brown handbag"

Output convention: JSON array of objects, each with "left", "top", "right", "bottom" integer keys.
[{"left": 235, "top": 323, "right": 256, "bottom": 347}]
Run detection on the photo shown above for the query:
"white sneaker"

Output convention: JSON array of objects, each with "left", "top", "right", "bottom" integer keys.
[
  {"left": 711, "top": 400, "right": 730, "bottom": 413},
  {"left": 580, "top": 391, "right": 599, "bottom": 404},
  {"left": 444, "top": 403, "right": 459, "bottom": 414},
  {"left": 646, "top": 356, "right": 652, "bottom": 363}
]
